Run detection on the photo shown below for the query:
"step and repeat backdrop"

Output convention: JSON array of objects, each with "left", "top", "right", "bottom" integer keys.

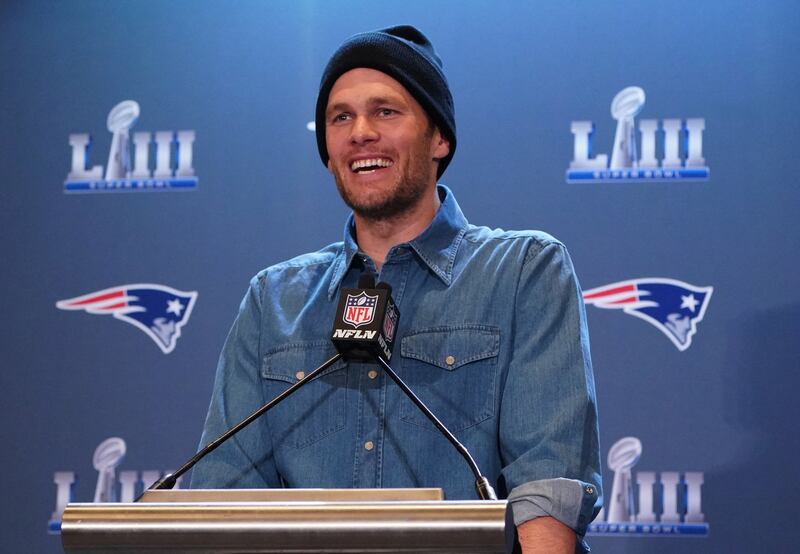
[{"left": 1, "top": 1, "right": 798, "bottom": 552}]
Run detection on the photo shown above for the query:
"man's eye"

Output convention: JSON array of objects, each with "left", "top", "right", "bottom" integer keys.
[
  {"left": 378, "top": 108, "right": 396, "bottom": 117},
  {"left": 331, "top": 113, "right": 350, "bottom": 123}
]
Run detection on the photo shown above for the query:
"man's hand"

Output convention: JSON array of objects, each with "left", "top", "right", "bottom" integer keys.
[{"left": 517, "top": 516, "right": 576, "bottom": 554}]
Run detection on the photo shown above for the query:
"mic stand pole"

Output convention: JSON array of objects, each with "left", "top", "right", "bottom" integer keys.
[
  {"left": 138, "top": 352, "right": 344, "bottom": 499},
  {"left": 375, "top": 356, "right": 498, "bottom": 501}
]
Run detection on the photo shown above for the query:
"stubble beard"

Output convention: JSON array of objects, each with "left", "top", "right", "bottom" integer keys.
[{"left": 332, "top": 130, "right": 437, "bottom": 222}]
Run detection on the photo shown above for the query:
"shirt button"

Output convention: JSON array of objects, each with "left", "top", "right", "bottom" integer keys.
[
  {"left": 445, "top": 355, "right": 455, "bottom": 366},
  {"left": 368, "top": 370, "right": 378, "bottom": 380},
  {"left": 364, "top": 441, "right": 374, "bottom": 451},
  {"left": 585, "top": 486, "right": 594, "bottom": 495},
  {"left": 295, "top": 371, "right": 305, "bottom": 380}
]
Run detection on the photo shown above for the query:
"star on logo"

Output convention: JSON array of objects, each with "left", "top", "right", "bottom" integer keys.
[
  {"left": 166, "top": 298, "right": 185, "bottom": 316},
  {"left": 680, "top": 294, "right": 699, "bottom": 312}
]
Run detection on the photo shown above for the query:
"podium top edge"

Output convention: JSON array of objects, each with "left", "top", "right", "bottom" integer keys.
[{"left": 138, "top": 487, "right": 446, "bottom": 503}]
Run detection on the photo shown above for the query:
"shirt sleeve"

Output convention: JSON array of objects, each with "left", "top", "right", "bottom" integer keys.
[
  {"left": 190, "top": 273, "right": 282, "bottom": 489},
  {"left": 499, "top": 240, "right": 602, "bottom": 549}
]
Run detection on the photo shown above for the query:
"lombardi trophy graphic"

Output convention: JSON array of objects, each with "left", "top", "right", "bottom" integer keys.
[
  {"left": 606, "top": 436, "right": 642, "bottom": 523},
  {"left": 609, "top": 87, "right": 645, "bottom": 169},
  {"left": 104, "top": 100, "right": 140, "bottom": 180},
  {"left": 92, "top": 437, "right": 126, "bottom": 503}
]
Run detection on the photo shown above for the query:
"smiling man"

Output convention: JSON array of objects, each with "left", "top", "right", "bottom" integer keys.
[
  {"left": 324, "top": 66, "right": 450, "bottom": 270},
  {"left": 192, "top": 25, "right": 601, "bottom": 554}
]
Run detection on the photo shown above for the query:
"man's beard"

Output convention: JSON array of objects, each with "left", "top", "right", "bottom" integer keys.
[{"left": 332, "top": 133, "right": 437, "bottom": 221}]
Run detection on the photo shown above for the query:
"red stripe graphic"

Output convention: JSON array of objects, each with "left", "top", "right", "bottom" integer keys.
[
  {"left": 583, "top": 284, "right": 635, "bottom": 300},
  {"left": 66, "top": 290, "right": 124, "bottom": 307}
]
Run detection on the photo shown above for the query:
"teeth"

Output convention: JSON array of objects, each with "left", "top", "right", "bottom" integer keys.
[{"left": 351, "top": 158, "right": 393, "bottom": 172}]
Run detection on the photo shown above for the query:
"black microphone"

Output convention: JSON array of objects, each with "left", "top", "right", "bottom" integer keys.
[
  {"left": 331, "top": 277, "right": 497, "bottom": 501},
  {"left": 331, "top": 277, "right": 399, "bottom": 363}
]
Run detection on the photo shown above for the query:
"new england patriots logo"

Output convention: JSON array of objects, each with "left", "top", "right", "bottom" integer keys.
[
  {"left": 583, "top": 278, "right": 713, "bottom": 351},
  {"left": 56, "top": 284, "right": 198, "bottom": 354}
]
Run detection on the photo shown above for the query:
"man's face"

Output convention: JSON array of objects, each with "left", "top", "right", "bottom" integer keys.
[{"left": 325, "top": 68, "right": 450, "bottom": 221}]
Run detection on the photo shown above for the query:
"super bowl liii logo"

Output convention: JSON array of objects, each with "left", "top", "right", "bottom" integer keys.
[
  {"left": 566, "top": 86, "right": 709, "bottom": 183},
  {"left": 65, "top": 100, "right": 197, "bottom": 193},
  {"left": 48, "top": 437, "right": 183, "bottom": 533},
  {"left": 589, "top": 437, "right": 708, "bottom": 537}
]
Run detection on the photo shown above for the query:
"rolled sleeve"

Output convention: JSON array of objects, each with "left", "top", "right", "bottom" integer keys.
[{"left": 508, "top": 478, "right": 599, "bottom": 533}]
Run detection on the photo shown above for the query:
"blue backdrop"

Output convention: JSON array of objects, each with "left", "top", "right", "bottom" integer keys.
[{"left": 2, "top": 1, "right": 798, "bottom": 552}]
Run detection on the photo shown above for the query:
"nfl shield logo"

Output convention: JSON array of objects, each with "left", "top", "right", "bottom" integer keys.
[{"left": 343, "top": 292, "right": 378, "bottom": 328}]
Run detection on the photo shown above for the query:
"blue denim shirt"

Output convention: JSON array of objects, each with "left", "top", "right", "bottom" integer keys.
[{"left": 191, "top": 186, "right": 602, "bottom": 549}]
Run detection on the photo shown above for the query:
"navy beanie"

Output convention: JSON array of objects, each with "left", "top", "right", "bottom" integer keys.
[{"left": 315, "top": 25, "right": 456, "bottom": 178}]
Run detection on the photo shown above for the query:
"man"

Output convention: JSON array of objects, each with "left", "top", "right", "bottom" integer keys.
[{"left": 192, "top": 25, "right": 601, "bottom": 553}]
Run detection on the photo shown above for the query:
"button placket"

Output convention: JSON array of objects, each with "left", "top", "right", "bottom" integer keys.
[{"left": 355, "top": 363, "right": 381, "bottom": 487}]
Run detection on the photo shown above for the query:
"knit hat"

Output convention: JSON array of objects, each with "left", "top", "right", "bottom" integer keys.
[{"left": 315, "top": 25, "right": 456, "bottom": 178}]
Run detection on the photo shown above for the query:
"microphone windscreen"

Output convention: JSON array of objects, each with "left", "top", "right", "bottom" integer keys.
[{"left": 358, "top": 272, "right": 376, "bottom": 289}]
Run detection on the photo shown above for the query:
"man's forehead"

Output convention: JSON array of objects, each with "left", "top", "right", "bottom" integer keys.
[{"left": 327, "top": 68, "right": 413, "bottom": 106}]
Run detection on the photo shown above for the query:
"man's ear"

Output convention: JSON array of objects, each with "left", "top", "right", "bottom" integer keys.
[
  {"left": 432, "top": 131, "right": 450, "bottom": 161},
  {"left": 327, "top": 159, "right": 334, "bottom": 174}
]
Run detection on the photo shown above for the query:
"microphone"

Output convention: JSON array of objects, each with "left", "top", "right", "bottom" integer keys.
[
  {"left": 331, "top": 277, "right": 399, "bottom": 363},
  {"left": 331, "top": 275, "right": 497, "bottom": 501}
]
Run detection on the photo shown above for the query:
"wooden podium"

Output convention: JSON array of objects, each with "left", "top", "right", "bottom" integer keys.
[{"left": 61, "top": 488, "right": 510, "bottom": 553}]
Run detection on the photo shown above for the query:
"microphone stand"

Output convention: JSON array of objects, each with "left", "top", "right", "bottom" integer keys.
[
  {"left": 139, "top": 345, "right": 497, "bottom": 500},
  {"left": 137, "top": 352, "right": 344, "bottom": 500}
]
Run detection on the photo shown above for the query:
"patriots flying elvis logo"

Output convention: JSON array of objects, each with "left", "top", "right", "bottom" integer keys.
[
  {"left": 583, "top": 278, "right": 713, "bottom": 351},
  {"left": 56, "top": 284, "right": 198, "bottom": 354}
]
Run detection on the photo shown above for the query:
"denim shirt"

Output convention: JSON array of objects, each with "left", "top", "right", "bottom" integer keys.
[{"left": 191, "top": 185, "right": 602, "bottom": 549}]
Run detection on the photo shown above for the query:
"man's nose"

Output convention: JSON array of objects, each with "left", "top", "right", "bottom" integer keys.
[{"left": 350, "top": 116, "right": 378, "bottom": 144}]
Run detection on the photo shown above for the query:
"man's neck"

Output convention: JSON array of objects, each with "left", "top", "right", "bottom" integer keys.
[{"left": 353, "top": 187, "right": 441, "bottom": 271}]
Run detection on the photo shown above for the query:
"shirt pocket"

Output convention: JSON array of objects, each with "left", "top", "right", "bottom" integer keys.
[
  {"left": 399, "top": 325, "right": 500, "bottom": 433},
  {"left": 260, "top": 340, "right": 348, "bottom": 449}
]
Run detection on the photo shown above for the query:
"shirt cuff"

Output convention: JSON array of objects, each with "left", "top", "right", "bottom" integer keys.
[{"left": 508, "top": 478, "right": 599, "bottom": 539}]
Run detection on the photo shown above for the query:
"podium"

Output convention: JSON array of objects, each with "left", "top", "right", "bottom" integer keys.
[{"left": 61, "top": 488, "right": 510, "bottom": 553}]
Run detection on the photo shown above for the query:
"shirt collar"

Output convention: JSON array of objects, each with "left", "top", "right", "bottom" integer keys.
[{"left": 328, "top": 185, "right": 468, "bottom": 298}]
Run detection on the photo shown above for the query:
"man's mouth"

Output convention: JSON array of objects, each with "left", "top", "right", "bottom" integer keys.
[{"left": 350, "top": 158, "right": 394, "bottom": 174}]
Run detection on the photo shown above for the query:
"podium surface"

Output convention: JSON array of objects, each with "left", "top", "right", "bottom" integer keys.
[{"left": 61, "top": 489, "right": 509, "bottom": 553}]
